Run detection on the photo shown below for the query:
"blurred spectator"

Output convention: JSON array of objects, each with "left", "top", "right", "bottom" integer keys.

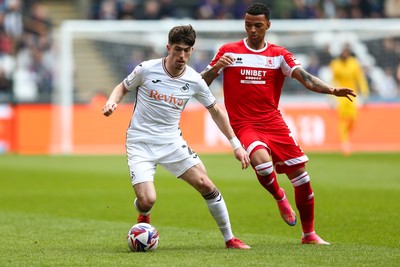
[
  {"left": 117, "top": 0, "right": 136, "bottom": 20},
  {"left": 289, "top": 0, "right": 319, "bottom": 19},
  {"left": 88, "top": 0, "right": 391, "bottom": 20},
  {"left": 10, "top": 1, "right": 54, "bottom": 102},
  {"left": 0, "top": 26, "right": 12, "bottom": 54},
  {"left": 2, "top": 0, "right": 23, "bottom": 53},
  {"left": 384, "top": 0, "right": 400, "bottom": 18},
  {"left": 214, "top": 0, "right": 237, "bottom": 19},
  {"left": 29, "top": 45, "right": 53, "bottom": 101},
  {"left": 136, "top": 0, "right": 161, "bottom": 20},
  {"left": 23, "top": 1, "right": 52, "bottom": 38},
  {"left": 0, "top": 34, "right": 15, "bottom": 84},
  {"left": 98, "top": 0, "right": 118, "bottom": 20},
  {"left": 195, "top": 0, "right": 220, "bottom": 19},
  {"left": 0, "top": 68, "right": 12, "bottom": 102},
  {"left": 321, "top": 0, "right": 337, "bottom": 18},
  {"left": 349, "top": 5, "right": 364, "bottom": 18},
  {"left": 158, "top": 0, "right": 175, "bottom": 19}
]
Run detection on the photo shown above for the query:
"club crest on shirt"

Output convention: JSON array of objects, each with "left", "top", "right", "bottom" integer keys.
[
  {"left": 181, "top": 83, "right": 190, "bottom": 92},
  {"left": 265, "top": 58, "right": 274, "bottom": 68}
]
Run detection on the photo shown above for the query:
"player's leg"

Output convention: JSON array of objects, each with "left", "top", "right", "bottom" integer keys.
[
  {"left": 249, "top": 146, "right": 296, "bottom": 226},
  {"left": 160, "top": 139, "right": 249, "bottom": 249},
  {"left": 179, "top": 163, "right": 250, "bottom": 249},
  {"left": 133, "top": 182, "right": 156, "bottom": 223},
  {"left": 286, "top": 167, "right": 329, "bottom": 245},
  {"left": 127, "top": 142, "right": 157, "bottom": 224},
  {"left": 338, "top": 100, "right": 356, "bottom": 155},
  {"left": 251, "top": 147, "right": 283, "bottom": 199}
]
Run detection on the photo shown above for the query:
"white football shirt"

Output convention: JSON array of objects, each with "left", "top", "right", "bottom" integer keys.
[{"left": 123, "top": 57, "right": 216, "bottom": 144}]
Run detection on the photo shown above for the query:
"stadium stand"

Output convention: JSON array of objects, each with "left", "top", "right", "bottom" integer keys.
[{"left": 0, "top": 0, "right": 399, "bottom": 103}]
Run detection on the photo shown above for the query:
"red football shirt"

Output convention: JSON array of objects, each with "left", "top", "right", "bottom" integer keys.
[{"left": 209, "top": 39, "right": 301, "bottom": 129}]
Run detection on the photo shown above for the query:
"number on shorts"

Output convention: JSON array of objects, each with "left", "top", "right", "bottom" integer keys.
[{"left": 182, "top": 144, "right": 198, "bottom": 158}]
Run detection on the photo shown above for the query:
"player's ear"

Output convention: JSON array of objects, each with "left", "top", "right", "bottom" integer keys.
[{"left": 166, "top": 44, "right": 170, "bottom": 51}]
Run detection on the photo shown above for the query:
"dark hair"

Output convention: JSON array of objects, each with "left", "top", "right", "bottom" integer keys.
[
  {"left": 246, "top": 3, "right": 271, "bottom": 20},
  {"left": 168, "top": 25, "right": 196, "bottom": 47}
]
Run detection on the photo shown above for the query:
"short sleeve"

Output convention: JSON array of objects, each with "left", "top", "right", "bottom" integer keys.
[
  {"left": 194, "top": 78, "right": 216, "bottom": 108},
  {"left": 123, "top": 63, "right": 144, "bottom": 91}
]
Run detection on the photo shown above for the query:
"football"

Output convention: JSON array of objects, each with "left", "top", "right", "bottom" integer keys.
[{"left": 126, "top": 223, "right": 159, "bottom": 252}]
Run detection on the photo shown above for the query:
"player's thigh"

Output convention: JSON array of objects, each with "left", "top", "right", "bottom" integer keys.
[
  {"left": 179, "top": 163, "right": 215, "bottom": 194},
  {"left": 126, "top": 142, "right": 157, "bottom": 186},
  {"left": 159, "top": 139, "right": 202, "bottom": 178},
  {"left": 338, "top": 99, "right": 357, "bottom": 118},
  {"left": 159, "top": 140, "right": 214, "bottom": 194},
  {"left": 268, "top": 134, "right": 308, "bottom": 174},
  {"left": 236, "top": 126, "right": 272, "bottom": 165}
]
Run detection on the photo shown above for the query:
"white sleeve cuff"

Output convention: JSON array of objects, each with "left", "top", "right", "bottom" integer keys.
[{"left": 229, "top": 137, "right": 241, "bottom": 150}]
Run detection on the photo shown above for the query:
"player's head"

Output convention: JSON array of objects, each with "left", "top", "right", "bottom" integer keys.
[
  {"left": 246, "top": 3, "right": 271, "bottom": 21},
  {"left": 244, "top": 3, "right": 271, "bottom": 45},
  {"left": 168, "top": 25, "right": 196, "bottom": 47},
  {"left": 166, "top": 25, "right": 196, "bottom": 72}
]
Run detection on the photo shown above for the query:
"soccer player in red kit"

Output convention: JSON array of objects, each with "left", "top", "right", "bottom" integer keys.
[{"left": 201, "top": 3, "right": 356, "bottom": 245}]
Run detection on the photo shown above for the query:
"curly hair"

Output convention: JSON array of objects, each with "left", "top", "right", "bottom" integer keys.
[{"left": 246, "top": 3, "right": 271, "bottom": 20}]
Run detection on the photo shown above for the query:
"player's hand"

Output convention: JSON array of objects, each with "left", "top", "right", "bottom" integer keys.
[
  {"left": 215, "top": 54, "right": 236, "bottom": 69},
  {"left": 333, "top": 88, "right": 357, "bottom": 102},
  {"left": 103, "top": 102, "right": 117, "bottom": 116},
  {"left": 233, "top": 147, "right": 251, "bottom": 169}
]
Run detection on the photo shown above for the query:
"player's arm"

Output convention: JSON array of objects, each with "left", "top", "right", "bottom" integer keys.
[
  {"left": 201, "top": 54, "right": 235, "bottom": 86},
  {"left": 292, "top": 67, "right": 357, "bottom": 101},
  {"left": 102, "top": 82, "right": 129, "bottom": 117},
  {"left": 207, "top": 103, "right": 250, "bottom": 169}
]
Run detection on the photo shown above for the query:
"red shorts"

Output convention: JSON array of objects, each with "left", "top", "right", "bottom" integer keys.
[{"left": 235, "top": 122, "right": 308, "bottom": 174}]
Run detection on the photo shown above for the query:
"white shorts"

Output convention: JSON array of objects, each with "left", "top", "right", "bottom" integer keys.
[{"left": 126, "top": 139, "right": 202, "bottom": 186}]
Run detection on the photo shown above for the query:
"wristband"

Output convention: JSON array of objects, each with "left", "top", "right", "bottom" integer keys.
[{"left": 229, "top": 137, "right": 241, "bottom": 150}]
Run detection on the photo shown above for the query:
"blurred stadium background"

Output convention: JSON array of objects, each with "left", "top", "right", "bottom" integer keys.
[{"left": 0, "top": 0, "right": 399, "bottom": 154}]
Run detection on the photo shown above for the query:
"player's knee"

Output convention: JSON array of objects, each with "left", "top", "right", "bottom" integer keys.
[
  {"left": 135, "top": 195, "right": 156, "bottom": 212},
  {"left": 290, "top": 171, "right": 310, "bottom": 187},
  {"left": 255, "top": 162, "right": 274, "bottom": 176},
  {"left": 195, "top": 176, "right": 215, "bottom": 194}
]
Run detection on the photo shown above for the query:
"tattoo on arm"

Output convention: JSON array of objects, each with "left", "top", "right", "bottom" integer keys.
[{"left": 298, "top": 68, "right": 333, "bottom": 95}]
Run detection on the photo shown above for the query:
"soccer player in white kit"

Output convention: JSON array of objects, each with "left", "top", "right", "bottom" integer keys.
[{"left": 102, "top": 25, "right": 251, "bottom": 249}]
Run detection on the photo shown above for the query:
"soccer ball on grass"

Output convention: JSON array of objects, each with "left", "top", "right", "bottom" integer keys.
[{"left": 127, "top": 223, "right": 159, "bottom": 252}]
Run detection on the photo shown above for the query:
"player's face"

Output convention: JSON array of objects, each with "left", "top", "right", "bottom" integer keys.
[
  {"left": 244, "top": 13, "right": 270, "bottom": 47},
  {"left": 167, "top": 43, "right": 193, "bottom": 71}
]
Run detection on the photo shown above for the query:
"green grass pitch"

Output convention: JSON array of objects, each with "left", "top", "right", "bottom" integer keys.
[{"left": 1, "top": 153, "right": 399, "bottom": 266}]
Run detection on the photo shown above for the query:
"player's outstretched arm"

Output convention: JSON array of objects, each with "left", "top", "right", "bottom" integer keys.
[
  {"left": 292, "top": 67, "right": 357, "bottom": 102},
  {"left": 207, "top": 104, "right": 250, "bottom": 169},
  {"left": 103, "top": 82, "right": 129, "bottom": 116}
]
